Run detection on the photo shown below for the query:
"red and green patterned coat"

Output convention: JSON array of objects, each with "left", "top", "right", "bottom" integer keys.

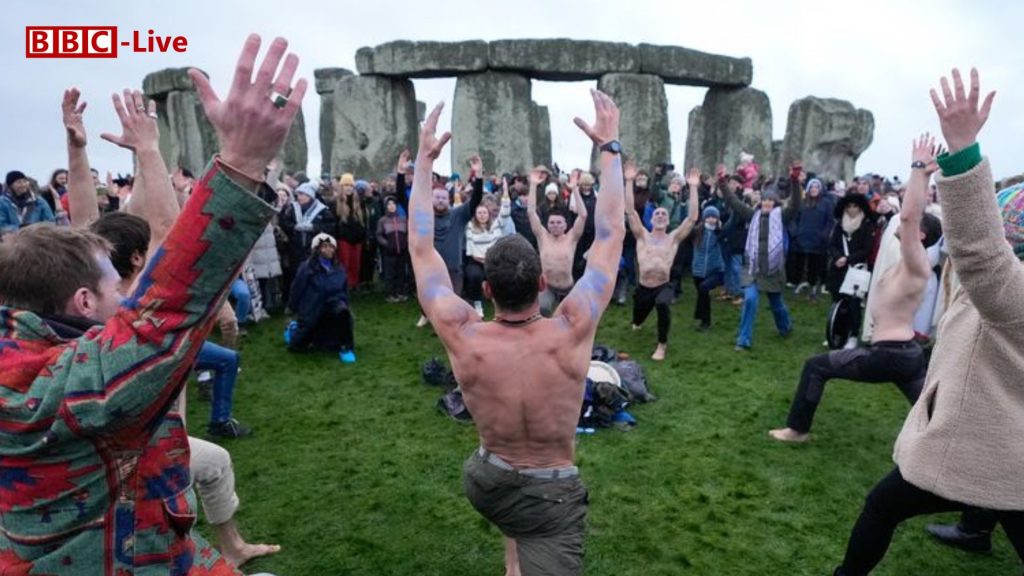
[{"left": 0, "top": 162, "right": 275, "bottom": 575}]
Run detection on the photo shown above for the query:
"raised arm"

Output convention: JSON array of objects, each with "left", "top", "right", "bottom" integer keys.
[
  {"left": 622, "top": 159, "right": 645, "bottom": 239},
  {"left": 466, "top": 154, "right": 485, "bottom": 217},
  {"left": 721, "top": 177, "right": 755, "bottom": 221},
  {"left": 395, "top": 149, "right": 410, "bottom": 212},
  {"left": 62, "top": 88, "right": 101, "bottom": 228},
  {"left": 929, "top": 68, "right": 1024, "bottom": 323},
  {"left": 61, "top": 34, "right": 307, "bottom": 435},
  {"left": 101, "top": 90, "right": 180, "bottom": 259},
  {"left": 557, "top": 90, "right": 625, "bottom": 333},
  {"left": 525, "top": 168, "right": 548, "bottom": 242},
  {"left": 568, "top": 178, "right": 588, "bottom": 242},
  {"left": 672, "top": 168, "right": 701, "bottom": 243},
  {"left": 900, "top": 134, "right": 941, "bottom": 279},
  {"left": 409, "top": 103, "right": 474, "bottom": 334}
]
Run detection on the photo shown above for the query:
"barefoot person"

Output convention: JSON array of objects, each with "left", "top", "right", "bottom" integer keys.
[
  {"left": 834, "top": 68, "right": 1024, "bottom": 575},
  {"left": 409, "top": 91, "right": 624, "bottom": 576},
  {"left": 769, "top": 134, "right": 943, "bottom": 443},
  {"left": 624, "top": 160, "right": 699, "bottom": 361},
  {"left": 524, "top": 167, "right": 588, "bottom": 317}
]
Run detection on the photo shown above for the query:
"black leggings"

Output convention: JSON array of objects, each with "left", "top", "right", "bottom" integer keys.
[
  {"left": 463, "top": 259, "right": 485, "bottom": 301},
  {"left": 786, "top": 341, "right": 925, "bottom": 433},
  {"left": 839, "top": 467, "right": 1024, "bottom": 575},
  {"left": 789, "top": 251, "right": 827, "bottom": 286},
  {"left": 692, "top": 272, "right": 724, "bottom": 325},
  {"left": 633, "top": 283, "right": 673, "bottom": 343}
]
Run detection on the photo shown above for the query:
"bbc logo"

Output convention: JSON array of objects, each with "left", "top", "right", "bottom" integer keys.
[{"left": 26, "top": 26, "right": 118, "bottom": 58}]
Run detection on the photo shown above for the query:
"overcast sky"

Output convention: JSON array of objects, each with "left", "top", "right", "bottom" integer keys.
[{"left": 4, "top": 0, "right": 1023, "bottom": 186}]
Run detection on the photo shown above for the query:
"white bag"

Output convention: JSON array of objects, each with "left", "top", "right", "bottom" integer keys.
[{"left": 840, "top": 263, "right": 872, "bottom": 298}]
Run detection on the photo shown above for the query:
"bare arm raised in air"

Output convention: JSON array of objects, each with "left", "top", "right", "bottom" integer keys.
[
  {"left": 672, "top": 167, "right": 701, "bottom": 244},
  {"left": 901, "top": 134, "right": 942, "bottom": 280},
  {"left": 557, "top": 90, "right": 625, "bottom": 336},
  {"left": 62, "top": 88, "right": 101, "bottom": 228},
  {"left": 622, "top": 159, "right": 646, "bottom": 239},
  {"left": 525, "top": 168, "right": 548, "bottom": 244},
  {"left": 567, "top": 176, "right": 588, "bottom": 243}
]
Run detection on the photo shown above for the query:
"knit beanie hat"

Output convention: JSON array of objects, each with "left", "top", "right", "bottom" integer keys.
[
  {"left": 806, "top": 178, "right": 823, "bottom": 193},
  {"left": 761, "top": 187, "right": 780, "bottom": 203},
  {"left": 996, "top": 183, "right": 1024, "bottom": 258},
  {"left": 545, "top": 182, "right": 559, "bottom": 195},
  {"left": 294, "top": 182, "right": 317, "bottom": 199},
  {"left": 339, "top": 173, "right": 355, "bottom": 186},
  {"left": 702, "top": 205, "right": 720, "bottom": 219},
  {"left": 310, "top": 232, "right": 337, "bottom": 252},
  {"left": 354, "top": 179, "right": 370, "bottom": 194},
  {"left": 5, "top": 170, "right": 27, "bottom": 188}
]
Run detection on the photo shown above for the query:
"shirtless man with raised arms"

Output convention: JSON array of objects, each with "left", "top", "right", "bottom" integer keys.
[
  {"left": 769, "top": 135, "right": 943, "bottom": 442},
  {"left": 523, "top": 168, "right": 588, "bottom": 317},
  {"left": 409, "top": 91, "right": 624, "bottom": 576},
  {"left": 624, "top": 160, "right": 700, "bottom": 360}
]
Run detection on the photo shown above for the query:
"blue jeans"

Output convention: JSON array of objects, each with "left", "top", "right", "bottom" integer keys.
[
  {"left": 230, "top": 278, "right": 251, "bottom": 325},
  {"left": 195, "top": 341, "right": 238, "bottom": 424},
  {"left": 724, "top": 252, "right": 744, "bottom": 297},
  {"left": 736, "top": 284, "right": 792, "bottom": 348}
]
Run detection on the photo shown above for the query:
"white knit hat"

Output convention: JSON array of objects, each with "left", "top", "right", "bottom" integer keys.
[{"left": 310, "top": 232, "right": 337, "bottom": 252}]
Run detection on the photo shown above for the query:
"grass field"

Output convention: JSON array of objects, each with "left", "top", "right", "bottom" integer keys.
[{"left": 188, "top": 286, "right": 1020, "bottom": 575}]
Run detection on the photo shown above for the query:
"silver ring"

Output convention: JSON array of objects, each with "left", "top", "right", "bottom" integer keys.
[{"left": 136, "top": 106, "right": 145, "bottom": 112}]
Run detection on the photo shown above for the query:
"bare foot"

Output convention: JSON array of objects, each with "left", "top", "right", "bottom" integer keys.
[
  {"left": 221, "top": 542, "right": 281, "bottom": 568},
  {"left": 651, "top": 344, "right": 666, "bottom": 361},
  {"left": 768, "top": 428, "right": 810, "bottom": 443}
]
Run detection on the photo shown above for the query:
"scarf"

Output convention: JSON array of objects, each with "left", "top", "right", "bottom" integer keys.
[
  {"left": 841, "top": 212, "right": 864, "bottom": 235},
  {"left": 292, "top": 199, "right": 327, "bottom": 232},
  {"left": 745, "top": 208, "right": 784, "bottom": 276}
]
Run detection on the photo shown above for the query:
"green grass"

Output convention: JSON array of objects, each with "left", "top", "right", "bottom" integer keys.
[{"left": 189, "top": 286, "right": 1020, "bottom": 575}]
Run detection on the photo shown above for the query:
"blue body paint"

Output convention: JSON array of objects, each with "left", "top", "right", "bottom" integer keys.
[{"left": 575, "top": 269, "right": 610, "bottom": 320}]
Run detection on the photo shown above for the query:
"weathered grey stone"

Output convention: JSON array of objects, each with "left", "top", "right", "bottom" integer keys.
[
  {"left": 143, "top": 67, "right": 204, "bottom": 97},
  {"left": 452, "top": 72, "right": 534, "bottom": 175},
  {"left": 279, "top": 109, "right": 308, "bottom": 176},
  {"left": 328, "top": 75, "right": 418, "bottom": 181},
  {"left": 771, "top": 140, "right": 784, "bottom": 180},
  {"left": 355, "top": 41, "right": 488, "bottom": 78},
  {"left": 153, "top": 90, "right": 218, "bottom": 176},
  {"left": 776, "top": 97, "right": 874, "bottom": 182},
  {"left": 687, "top": 87, "right": 772, "bottom": 176},
  {"left": 683, "top": 105, "right": 706, "bottom": 175},
  {"left": 416, "top": 101, "right": 426, "bottom": 123},
  {"left": 314, "top": 67, "right": 353, "bottom": 94},
  {"left": 530, "top": 103, "right": 551, "bottom": 169},
  {"left": 592, "top": 73, "right": 669, "bottom": 172},
  {"left": 638, "top": 44, "right": 752, "bottom": 87},
  {"left": 488, "top": 39, "right": 639, "bottom": 81}
]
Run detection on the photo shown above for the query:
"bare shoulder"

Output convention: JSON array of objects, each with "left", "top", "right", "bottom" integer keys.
[{"left": 556, "top": 268, "right": 614, "bottom": 338}]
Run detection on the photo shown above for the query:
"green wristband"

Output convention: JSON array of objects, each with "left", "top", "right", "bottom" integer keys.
[{"left": 936, "top": 142, "right": 981, "bottom": 177}]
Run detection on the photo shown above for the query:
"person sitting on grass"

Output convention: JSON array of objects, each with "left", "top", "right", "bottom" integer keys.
[
  {"left": 286, "top": 232, "right": 356, "bottom": 363},
  {"left": 768, "top": 134, "right": 942, "bottom": 444},
  {"left": 624, "top": 160, "right": 700, "bottom": 361}
]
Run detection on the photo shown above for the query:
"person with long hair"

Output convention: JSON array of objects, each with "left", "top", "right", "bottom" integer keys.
[
  {"left": 463, "top": 185, "right": 510, "bottom": 317},
  {"left": 335, "top": 172, "right": 367, "bottom": 290}
]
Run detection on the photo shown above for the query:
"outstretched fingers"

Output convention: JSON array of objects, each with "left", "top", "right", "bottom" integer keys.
[
  {"left": 111, "top": 92, "right": 129, "bottom": 126},
  {"left": 978, "top": 89, "right": 996, "bottom": 125},
  {"left": 424, "top": 102, "right": 444, "bottom": 133},
  {"left": 573, "top": 116, "right": 596, "bottom": 141},
  {"left": 281, "top": 78, "right": 307, "bottom": 119},
  {"left": 929, "top": 88, "right": 945, "bottom": 115},
  {"left": 273, "top": 53, "right": 299, "bottom": 97},
  {"left": 940, "top": 76, "right": 954, "bottom": 108},
  {"left": 254, "top": 37, "right": 288, "bottom": 92},
  {"left": 189, "top": 69, "right": 220, "bottom": 111},
  {"left": 951, "top": 68, "right": 966, "bottom": 103},
  {"left": 230, "top": 34, "right": 261, "bottom": 96}
]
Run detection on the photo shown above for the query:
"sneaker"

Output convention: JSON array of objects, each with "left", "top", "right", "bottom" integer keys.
[
  {"left": 339, "top": 348, "right": 357, "bottom": 364},
  {"left": 196, "top": 370, "right": 213, "bottom": 383},
  {"left": 794, "top": 282, "right": 809, "bottom": 295},
  {"left": 416, "top": 315, "right": 430, "bottom": 328},
  {"left": 734, "top": 344, "right": 750, "bottom": 352},
  {"left": 207, "top": 418, "right": 252, "bottom": 439},
  {"left": 695, "top": 322, "right": 711, "bottom": 332},
  {"left": 473, "top": 301, "right": 484, "bottom": 318},
  {"left": 785, "top": 282, "right": 796, "bottom": 289},
  {"left": 283, "top": 320, "right": 297, "bottom": 345}
]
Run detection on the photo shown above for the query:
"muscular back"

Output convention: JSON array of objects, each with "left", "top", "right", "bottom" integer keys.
[{"left": 444, "top": 317, "right": 591, "bottom": 469}]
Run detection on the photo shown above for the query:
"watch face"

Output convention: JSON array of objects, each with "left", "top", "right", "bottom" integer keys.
[{"left": 602, "top": 141, "right": 621, "bottom": 153}]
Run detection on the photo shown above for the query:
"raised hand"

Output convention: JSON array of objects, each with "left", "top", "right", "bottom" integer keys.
[
  {"left": 573, "top": 89, "right": 620, "bottom": 146},
  {"left": 568, "top": 169, "right": 579, "bottom": 189},
  {"left": 623, "top": 159, "right": 637, "bottom": 182},
  {"left": 62, "top": 88, "right": 88, "bottom": 148},
  {"left": 912, "top": 133, "right": 945, "bottom": 176},
  {"left": 100, "top": 90, "right": 159, "bottom": 152},
  {"left": 929, "top": 68, "right": 995, "bottom": 154},
  {"left": 686, "top": 167, "right": 701, "bottom": 188},
  {"left": 468, "top": 154, "right": 483, "bottom": 176},
  {"left": 396, "top": 149, "right": 410, "bottom": 173},
  {"left": 418, "top": 102, "right": 451, "bottom": 161},
  {"left": 529, "top": 167, "right": 547, "bottom": 188},
  {"left": 189, "top": 34, "right": 308, "bottom": 181}
]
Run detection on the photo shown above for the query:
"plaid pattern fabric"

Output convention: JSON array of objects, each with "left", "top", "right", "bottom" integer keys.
[{"left": 1, "top": 163, "right": 274, "bottom": 575}]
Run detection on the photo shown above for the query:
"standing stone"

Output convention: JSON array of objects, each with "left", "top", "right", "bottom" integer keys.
[
  {"left": 315, "top": 68, "right": 354, "bottom": 176},
  {"left": 416, "top": 101, "right": 427, "bottom": 123},
  {"left": 688, "top": 87, "right": 772, "bottom": 177},
  {"left": 355, "top": 41, "right": 488, "bottom": 78},
  {"left": 280, "top": 111, "right": 308, "bottom": 178},
  {"left": 593, "top": 73, "right": 669, "bottom": 173},
  {"left": 329, "top": 75, "right": 418, "bottom": 181},
  {"left": 638, "top": 44, "right": 752, "bottom": 87},
  {"left": 776, "top": 97, "right": 874, "bottom": 182},
  {"left": 531, "top": 103, "right": 552, "bottom": 169},
  {"left": 452, "top": 72, "right": 534, "bottom": 176},
  {"left": 771, "top": 140, "right": 784, "bottom": 180},
  {"left": 488, "top": 39, "right": 639, "bottom": 81},
  {"left": 683, "top": 105, "right": 706, "bottom": 175}
]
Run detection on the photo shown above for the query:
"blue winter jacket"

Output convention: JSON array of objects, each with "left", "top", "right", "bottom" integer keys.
[
  {"left": 793, "top": 195, "right": 834, "bottom": 255},
  {"left": 0, "top": 193, "right": 55, "bottom": 234},
  {"left": 289, "top": 257, "right": 349, "bottom": 327},
  {"left": 692, "top": 226, "right": 725, "bottom": 278}
]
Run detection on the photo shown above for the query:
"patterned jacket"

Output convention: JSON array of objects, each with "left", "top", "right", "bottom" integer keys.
[{"left": 0, "top": 162, "right": 275, "bottom": 574}]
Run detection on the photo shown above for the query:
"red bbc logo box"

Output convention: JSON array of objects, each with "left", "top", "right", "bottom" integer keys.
[{"left": 26, "top": 26, "right": 118, "bottom": 58}]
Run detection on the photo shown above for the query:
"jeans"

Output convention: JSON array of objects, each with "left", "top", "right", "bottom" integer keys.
[
  {"left": 692, "top": 272, "right": 724, "bottom": 326},
  {"left": 194, "top": 341, "right": 238, "bottom": 424},
  {"left": 724, "top": 253, "right": 744, "bottom": 297},
  {"left": 785, "top": 341, "right": 925, "bottom": 433},
  {"left": 839, "top": 467, "right": 1024, "bottom": 575},
  {"left": 229, "top": 278, "right": 251, "bottom": 325},
  {"left": 736, "top": 284, "right": 791, "bottom": 348}
]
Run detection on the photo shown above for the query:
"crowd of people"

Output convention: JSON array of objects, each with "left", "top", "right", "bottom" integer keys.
[{"left": 1, "top": 32, "right": 1022, "bottom": 576}]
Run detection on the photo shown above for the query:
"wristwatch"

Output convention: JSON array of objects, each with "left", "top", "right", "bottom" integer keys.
[
  {"left": 599, "top": 140, "right": 622, "bottom": 155},
  {"left": 910, "top": 160, "right": 927, "bottom": 170}
]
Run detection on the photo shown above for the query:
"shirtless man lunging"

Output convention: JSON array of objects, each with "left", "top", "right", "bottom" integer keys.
[
  {"left": 524, "top": 167, "right": 589, "bottom": 317},
  {"left": 624, "top": 160, "right": 699, "bottom": 361},
  {"left": 409, "top": 92, "right": 624, "bottom": 576},
  {"left": 769, "top": 134, "right": 943, "bottom": 442}
]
